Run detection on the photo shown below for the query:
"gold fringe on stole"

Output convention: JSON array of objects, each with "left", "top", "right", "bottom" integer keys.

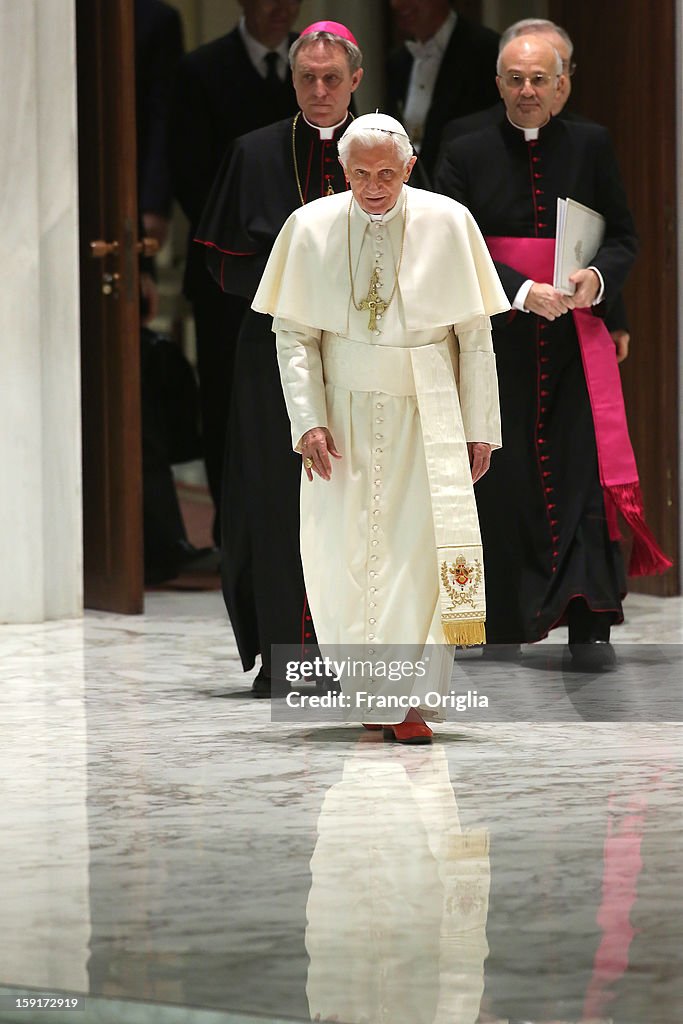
[{"left": 443, "top": 619, "right": 486, "bottom": 647}]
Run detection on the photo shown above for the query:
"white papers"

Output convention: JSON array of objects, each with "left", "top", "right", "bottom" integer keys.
[{"left": 553, "top": 198, "right": 605, "bottom": 294}]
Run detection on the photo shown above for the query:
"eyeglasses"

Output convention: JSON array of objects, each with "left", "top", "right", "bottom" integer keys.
[{"left": 501, "top": 71, "right": 558, "bottom": 89}]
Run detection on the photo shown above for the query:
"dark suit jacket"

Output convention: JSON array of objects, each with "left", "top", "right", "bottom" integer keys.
[
  {"left": 135, "top": 0, "right": 184, "bottom": 218},
  {"left": 169, "top": 27, "right": 299, "bottom": 298},
  {"left": 386, "top": 14, "right": 499, "bottom": 184}
]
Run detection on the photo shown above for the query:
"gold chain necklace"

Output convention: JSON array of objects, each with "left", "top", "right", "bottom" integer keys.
[
  {"left": 347, "top": 192, "right": 408, "bottom": 332},
  {"left": 291, "top": 110, "right": 354, "bottom": 206}
]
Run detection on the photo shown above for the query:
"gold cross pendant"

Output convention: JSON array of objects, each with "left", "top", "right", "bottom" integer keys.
[{"left": 359, "top": 268, "right": 388, "bottom": 331}]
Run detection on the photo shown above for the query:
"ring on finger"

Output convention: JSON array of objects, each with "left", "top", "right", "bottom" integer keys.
[{"left": 304, "top": 457, "right": 314, "bottom": 469}]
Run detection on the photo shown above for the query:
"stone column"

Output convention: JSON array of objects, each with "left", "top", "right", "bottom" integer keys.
[{"left": 678, "top": 0, "right": 683, "bottom": 562}]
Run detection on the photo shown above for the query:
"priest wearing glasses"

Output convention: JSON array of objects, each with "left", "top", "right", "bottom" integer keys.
[
  {"left": 254, "top": 113, "right": 509, "bottom": 743},
  {"left": 435, "top": 35, "right": 670, "bottom": 669},
  {"left": 196, "top": 22, "right": 363, "bottom": 699}
]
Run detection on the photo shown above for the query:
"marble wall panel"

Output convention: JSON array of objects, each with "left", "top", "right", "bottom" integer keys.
[
  {"left": 0, "top": 0, "right": 82, "bottom": 622},
  {"left": 0, "top": 1, "right": 45, "bottom": 621},
  {"left": 678, "top": 0, "right": 683, "bottom": 575},
  {"left": 36, "top": 0, "right": 83, "bottom": 618}
]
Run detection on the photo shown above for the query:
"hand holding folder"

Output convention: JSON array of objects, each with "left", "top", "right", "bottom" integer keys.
[{"left": 553, "top": 198, "right": 605, "bottom": 295}]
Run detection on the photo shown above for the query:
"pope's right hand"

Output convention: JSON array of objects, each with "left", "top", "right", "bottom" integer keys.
[
  {"left": 301, "top": 427, "right": 341, "bottom": 482},
  {"left": 524, "top": 282, "right": 575, "bottom": 321}
]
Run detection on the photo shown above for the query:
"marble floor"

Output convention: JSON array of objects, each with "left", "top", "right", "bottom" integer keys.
[{"left": 1, "top": 592, "right": 682, "bottom": 1024}]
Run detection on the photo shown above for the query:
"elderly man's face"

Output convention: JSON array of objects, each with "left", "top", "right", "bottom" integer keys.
[
  {"left": 238, "top": 0, "right": 301, "bottom": 48},
  {"left": 342, "top": 139, "right": 416, "bottom": 216},
  {"left": 293, "top": 41, "right": 363, "bottom": 128},
  {"left": 496, "top": 37, "right": 564, "bottom": 129}
]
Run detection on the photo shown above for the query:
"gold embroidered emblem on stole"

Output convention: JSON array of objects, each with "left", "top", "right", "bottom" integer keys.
[{"left": 440, "top": 556, "right": 483, "bottom": 610}]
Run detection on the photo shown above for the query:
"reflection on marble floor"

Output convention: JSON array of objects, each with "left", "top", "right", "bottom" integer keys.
[{"left": 0, "top": 591, "right": 682, "bottom": 1024}]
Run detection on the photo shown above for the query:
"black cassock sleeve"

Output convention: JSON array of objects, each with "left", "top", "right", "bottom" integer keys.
[{"left": 194, "top": 128, "right": 296, "bottom": 302}]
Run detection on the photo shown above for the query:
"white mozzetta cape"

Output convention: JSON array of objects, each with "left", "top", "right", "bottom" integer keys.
[{"left": 252, "top": 185, "right": 509, "bottom": 331}]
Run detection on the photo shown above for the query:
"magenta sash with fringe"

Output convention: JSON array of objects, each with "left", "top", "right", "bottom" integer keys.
[{"left": 486, "top": 235, "right": 671, "bottom": 577}]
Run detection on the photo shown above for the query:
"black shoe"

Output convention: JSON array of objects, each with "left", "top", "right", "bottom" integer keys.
[
  {"left": 145, "top": 563, "right": 180, "bottom": 585},
  {"left": 144, "top": 541, "right": 219, "bottom": 584},
  {"left": 176, "top": 541, "right": 220, "bottom": 574},
  {"left": 251, "top": 669, "right": 290, "bottom": 699},
  {"left": 567, "top": 599, "right": 612, "bottom": 644},
  {"left": 568, "top": 641, "right": 617, "bottom": 672},
  {"left": 251, "top": 669, "right": 272, "bottom": 699}
]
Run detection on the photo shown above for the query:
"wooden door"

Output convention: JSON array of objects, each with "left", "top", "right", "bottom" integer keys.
[
  {"left": 549, "top": 0, "right": 680, "bottom": 595},
  {"left": 77, "top": 0, "right": 144, "bottom": 612}
]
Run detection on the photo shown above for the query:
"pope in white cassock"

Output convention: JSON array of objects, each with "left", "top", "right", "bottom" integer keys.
[{"left": 253, "top": 113, "right": 509, "bottom": 744}]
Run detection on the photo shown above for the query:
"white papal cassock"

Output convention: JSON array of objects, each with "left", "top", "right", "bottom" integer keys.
[{"left": 253, "top": 185, "right": 508, "bottom": 717}]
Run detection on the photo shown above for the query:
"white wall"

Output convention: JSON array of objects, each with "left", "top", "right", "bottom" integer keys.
[
  {"left": 678, "top": 0, "right": 683, "bottom": 577},
  {"left": 0, "top": 0, "right": 82, "bottom": 622}
]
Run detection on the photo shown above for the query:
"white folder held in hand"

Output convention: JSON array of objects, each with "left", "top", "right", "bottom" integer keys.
[{"left": 553, "top": 198, "right": 605, "bottom": 295}]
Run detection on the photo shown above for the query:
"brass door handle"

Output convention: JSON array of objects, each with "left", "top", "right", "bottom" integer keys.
[
  {"left": 136, "top": 237, "right": 160, "bottom": 257},
  {"left": 90, "top": 239, "right": 120, "bottom": 258}
]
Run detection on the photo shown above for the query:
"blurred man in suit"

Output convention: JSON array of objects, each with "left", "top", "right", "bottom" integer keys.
[
  {"left": 386, "top": 0, "right": 499, "bottom": 184},
  {"left": 169, "top": 0, "right": 302, "bottom": 544},
  {"left": 135, "top": 0, "right": 184, "bottom": 250}
]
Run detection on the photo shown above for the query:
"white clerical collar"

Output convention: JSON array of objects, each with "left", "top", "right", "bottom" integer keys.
[
  {"left": 302, "top": 112, "right": 349, "bottom": 140},
  {"left": 405, "top": 9, "right": 456, "bottom": 59},
  {"left": 238, "top": 17, "right": 289, "bottom": 77},
  {"left": 506, "top": 114, "right": 550, "bottom": 141},
  {"left": 354, "top": 187, "right": 407, "bottom": 224}
]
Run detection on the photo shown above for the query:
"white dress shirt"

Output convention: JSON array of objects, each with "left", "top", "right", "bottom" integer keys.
[{"left": 403, "top": 10, "right": 457, "bottom": 151}]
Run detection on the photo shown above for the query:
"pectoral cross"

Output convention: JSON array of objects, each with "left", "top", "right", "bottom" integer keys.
[{"left": 359, "top": 268, "right": 388, "bottom": 331}]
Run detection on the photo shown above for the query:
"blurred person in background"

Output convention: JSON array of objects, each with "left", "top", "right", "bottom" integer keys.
[
  {"left": 169, "top": 0, "right": 302, "bottom": 545},
  {"left": 386, "top": 0, "right": 499, "bottom": 185}
]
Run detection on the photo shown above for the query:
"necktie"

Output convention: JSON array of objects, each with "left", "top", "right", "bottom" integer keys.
[{"left": 264, "top": 51, "right": 280, "bottom": 86}]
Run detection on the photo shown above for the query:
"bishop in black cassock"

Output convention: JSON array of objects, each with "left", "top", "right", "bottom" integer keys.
[
  {"left": 434, "top": 17, "right": 632, "bottom": 347},
  {"left": 195, "top": 22, "right": 363, "bottom": 695},
  {"left": 435, "top": 35, "right": 669, "bottom": 666}
]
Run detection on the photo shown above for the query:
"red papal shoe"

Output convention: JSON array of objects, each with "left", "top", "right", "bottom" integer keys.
[
  {"left": 383, "top": 712, "right": 433, "bottom": 745},
  {"left": 361, "top": 723, "right": 383, "bottom": 731}
]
